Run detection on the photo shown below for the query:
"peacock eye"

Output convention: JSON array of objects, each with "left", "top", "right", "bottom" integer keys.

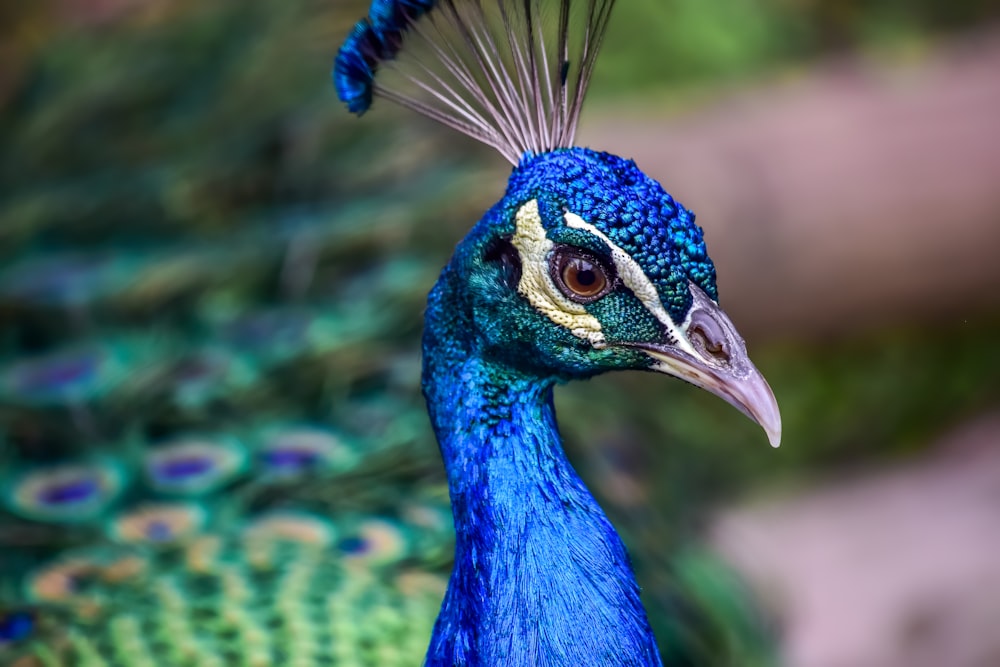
[{"left": 550, "top": 248, "right": 613, "bottom": 303}]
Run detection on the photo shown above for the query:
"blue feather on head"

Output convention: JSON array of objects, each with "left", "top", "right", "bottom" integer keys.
[
  {"left": 334, "top": 23, "right": 378, "bottom": 114},
  {"left": 334, "top": 0, "right": 436, "bottom": 114}
]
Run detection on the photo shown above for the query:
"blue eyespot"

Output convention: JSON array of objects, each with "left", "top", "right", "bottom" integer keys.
[
  {"left": 337, "top": 518, "right": 408, "bottom": 565},
  {"left": 0, "top": 346, "right": 117, "bottom": 405},
  {"left": 37, "top": 477, "right": 99, "bottom": 505},
  {"left": 0, "top": 610, "right": 34, "bottom": 644},
  {"left": 109, "top": 503, "right": 206, "bottom": 544},
  {"left": 261, "top": 447, "right": 319, "bottom": 469},
  {"left": 145, "top": 437, "right": 247, "bottom": 496},
  {"left": 5, "top": 462, "right": 125, "bottom": 523},
  {"left": 256, "top": 426, "right": 355, "bottom": 478},
  {"left": 341, "top": 536, "right": 369, "bottom": 554}
]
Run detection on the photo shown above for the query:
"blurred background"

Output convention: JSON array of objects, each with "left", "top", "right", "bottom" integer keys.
[{"left": 2, "top": 1, "right": 999, "bottom": 665}]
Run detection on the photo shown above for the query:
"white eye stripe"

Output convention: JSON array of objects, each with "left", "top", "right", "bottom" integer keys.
[
  {"left": 563, "top": 211, "right": 697, "bottom": 357},
  {"left": 512, "top": 200, "right": 606, "bottom": 348}
]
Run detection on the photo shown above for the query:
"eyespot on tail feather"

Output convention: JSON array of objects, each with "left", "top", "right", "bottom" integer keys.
[
  {"left": 144, "top": 436, "right": 247, "bottom": 496},
  {"left": 4, "top": 461, "right": 126, "bottom": 523}
]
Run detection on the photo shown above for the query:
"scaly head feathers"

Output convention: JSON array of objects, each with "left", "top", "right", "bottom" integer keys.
[
  {"left": 433, "top": 148, "right": 782, "bottom": 446},
  {"left": 456, "top": 149, "right": 713, "bottom": 360}
]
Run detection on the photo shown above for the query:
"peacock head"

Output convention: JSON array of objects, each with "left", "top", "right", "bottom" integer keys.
[
  {"left": 455, "top": 148, "right": 781, "bottom": 447},
  {"left": 336, "top": 0, "right": 780, "bottom": 447}
]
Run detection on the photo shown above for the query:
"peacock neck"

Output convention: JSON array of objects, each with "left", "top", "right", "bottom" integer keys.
[{"left": 421, "top": 266, "right": 664, "bottom": 667}]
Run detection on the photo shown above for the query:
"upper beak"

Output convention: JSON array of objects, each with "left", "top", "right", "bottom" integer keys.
[{"left": 635, "top": 285, "right": 782, "bottom": 448}]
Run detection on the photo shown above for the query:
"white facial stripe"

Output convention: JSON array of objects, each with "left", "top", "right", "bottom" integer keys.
[
  {"left": 563, "top": 211, "right": 697, "bottom": 358},
  {"left": 511, "top": 200, "right": 606, "bottom": 348}
]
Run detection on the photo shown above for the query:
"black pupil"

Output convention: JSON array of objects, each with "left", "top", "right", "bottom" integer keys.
[{"left": 576, "top": 267, "right": 596, "bottom": 286}]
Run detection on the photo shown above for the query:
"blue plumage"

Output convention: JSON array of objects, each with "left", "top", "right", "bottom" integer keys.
[
  {"left": 422, "top": 303, "right": 663, "bottom": 667},
  {"left": 335, "top": 1, "right": 781, "bottom": 664},
  {"left": 334, "top": 0, "right": 435, "bottom": 114},
  {"left": 411, "top": 146, "right": 779, "bottom": 663},
  {"left": 334, "top": 22, "right": 378, "bottom": 114},
  {"left": 369, "top": 0, "right": 435, "bottom": 34}
]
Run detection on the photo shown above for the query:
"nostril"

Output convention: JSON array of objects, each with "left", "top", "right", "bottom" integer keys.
[
  {"left": 691, "top": 323, "right": 729, "bottom": 363},
  {"left": 705, "top": 337, "right": 727, "bottom": 358}
]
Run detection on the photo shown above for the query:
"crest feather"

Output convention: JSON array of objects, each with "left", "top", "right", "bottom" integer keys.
[{"left": 335, "top": 0, "right": 618, "bottom": 164}]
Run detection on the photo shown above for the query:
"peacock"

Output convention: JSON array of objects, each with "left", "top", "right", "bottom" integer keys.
[{"left": 0, "top": 0, "right": 780, "bottom": 665}]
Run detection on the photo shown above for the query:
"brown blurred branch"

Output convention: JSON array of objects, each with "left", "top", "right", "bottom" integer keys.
[
  {"left": 581, "top": 29, "right": 1000, "bottom": 341},
  {"left": 713, "top": 411, "right": 1000, "bottom": 667}
]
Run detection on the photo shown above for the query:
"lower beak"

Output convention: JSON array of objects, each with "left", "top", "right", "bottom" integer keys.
[{"left": 636, "top": 286, "right": 782, "bottom": 448}]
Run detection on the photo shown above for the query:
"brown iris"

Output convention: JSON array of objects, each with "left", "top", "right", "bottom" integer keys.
[{"left": 551, "top": 248, "right": 612, "bottom": 302}]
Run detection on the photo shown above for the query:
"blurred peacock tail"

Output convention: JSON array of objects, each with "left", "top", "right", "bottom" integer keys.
[
  {"left": 0, "top": 5, "right": 463, "bottom": 663},
  {"left": 0, "top": 190, "right": 459, "bottom": 664},
  {"left": 1, "top": 1, "right": 780, "bottom": 666},
  {"left": 0, "top": 226, "right": 458, "bottom": 663}
]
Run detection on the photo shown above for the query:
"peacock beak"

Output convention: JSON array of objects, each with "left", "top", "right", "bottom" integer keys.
[{"left": 634, "top": 285, "right": 782, "bottom": 448}]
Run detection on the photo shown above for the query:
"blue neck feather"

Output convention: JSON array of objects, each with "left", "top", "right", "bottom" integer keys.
[{"left": 422, "top": 248, "right": 664, "bottom": 667}]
